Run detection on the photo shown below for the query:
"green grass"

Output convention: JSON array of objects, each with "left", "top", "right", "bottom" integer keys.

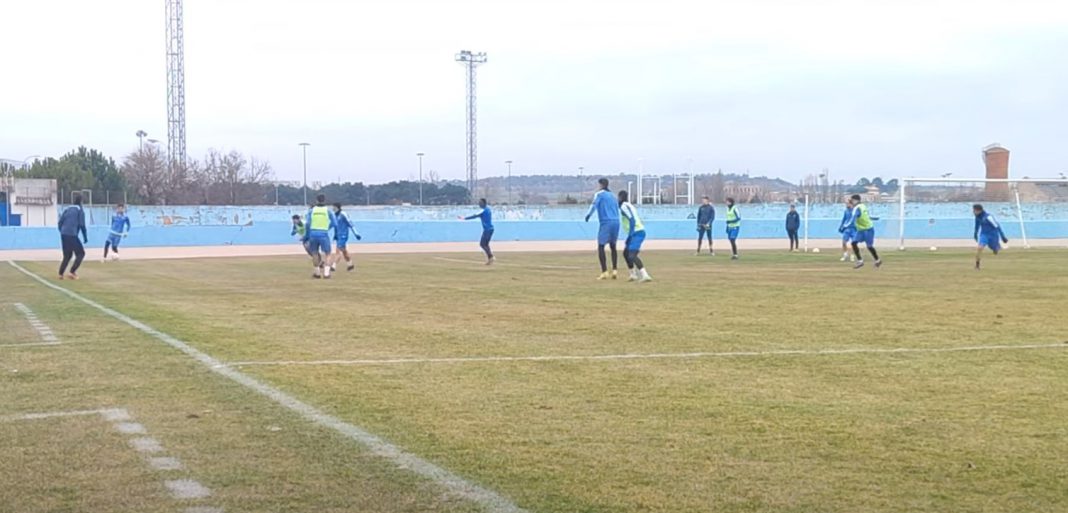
[{"left": 4, "top": 248, "right": 1068, "bottom": 513}]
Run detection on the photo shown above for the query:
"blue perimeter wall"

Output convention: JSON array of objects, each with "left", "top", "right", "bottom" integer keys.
[{"left": 2, "top": 203, "right": 1066, "bottom": 250}]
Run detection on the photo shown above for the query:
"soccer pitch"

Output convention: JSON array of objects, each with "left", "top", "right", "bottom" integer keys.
[{"left": 2, "top": 249, "right": 1067, "bottom": 513}]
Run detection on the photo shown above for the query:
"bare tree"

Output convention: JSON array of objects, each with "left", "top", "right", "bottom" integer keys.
[{"left": 122, "top": 146, "right": 169, "bottom": 205}]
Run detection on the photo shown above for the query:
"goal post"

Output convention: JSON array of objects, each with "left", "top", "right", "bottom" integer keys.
[{"left": 898, "top": 177, "right": 1068, "bottom": 249}]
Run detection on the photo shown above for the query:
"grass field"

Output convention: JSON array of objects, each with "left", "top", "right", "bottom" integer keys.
[{"left": 3, "top": 248, "right": 1067, "bottom": 513}]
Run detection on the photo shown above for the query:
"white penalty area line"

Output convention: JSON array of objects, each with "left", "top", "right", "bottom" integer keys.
[
  {"left": 7, "top": 261, "right": 527, "bottom": 513},
  {"left": 1, "top": 303, "right": 61, "bottom": 347},
  {"left": 432, "top": 256, "right": 582, "bottom": 270},
  {"left": 227, "top": 342, "right": 1068, "bottom": 368},
  {"left": 0, "top": 408, "right": 128, "bottom": 423}
]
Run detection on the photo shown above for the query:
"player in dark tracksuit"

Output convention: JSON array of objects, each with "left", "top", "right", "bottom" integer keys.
[
  {"left": 57, "top": 193, "right": 88, "bottom": 279},
  {"left": 785, "top": 204, "right": 801, "bottom": 252},
  {"left": 696, "top": 197, "right": 715, "bottom": 255}
]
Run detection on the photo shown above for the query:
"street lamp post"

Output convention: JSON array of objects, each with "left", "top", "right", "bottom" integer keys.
[
  {"left": 417, "top": 152, "right": 425, "bottom": 205},
  {"left": 299, "top": 143, "right": 311, "bottom": 205},
  {"left": 505, "top": 160, "right": 513, "bottom": 204}
]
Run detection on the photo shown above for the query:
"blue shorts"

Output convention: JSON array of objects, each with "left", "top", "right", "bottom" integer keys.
[
  {"left": 107, "top": 234, "right": 122, "bottom": 248},
  {"left": 854, "top": 228, "right": 875, "bottom": 247},
  {"left": 598, "top": 222, "right": 620, "bottom": 246},
  {"left": 979, "top": 233, "right": 1001, "bottom": 251},
  {"left": 301, "top": 240, "right": 314, "bottom": 256},
  {"left": 626, "top": 230, "right": 646, "bottom": 252},
  {"left": 335, "top": 235, "right": 349, "bottom": 250},
  {"left": 841, "top": 229, "right": 856, "bottom": 243},
  {"left": 726, "top": 226, "right": 740, "bottom": 240},
  {"left": 307, "top": 234, "right": 331, "bottom": 255}
]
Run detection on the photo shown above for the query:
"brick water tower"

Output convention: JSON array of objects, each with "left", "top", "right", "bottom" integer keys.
[{"left": 982, "top": 143, "right": 1010, "bottom": 201}]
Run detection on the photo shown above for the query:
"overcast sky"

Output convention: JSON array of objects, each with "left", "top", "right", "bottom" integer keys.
[{"left": 2, "top": 0, "right": 1066, "bottom": 185}]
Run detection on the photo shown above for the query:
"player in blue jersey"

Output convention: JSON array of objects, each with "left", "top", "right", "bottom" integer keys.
[
  {"left": 103, "top": 203, "right": 131, "bottom": 261},
  {"left": 619, "top": 190, "right": 652, "bottom": 282},
  {"left": 332, "top": 203, "right": 361, "bottom": 272},
  {"left": 291, "top": 214, "right": 313, "bottom": 258},
  {"left": 838, "top": 199, "right": 856, "bottom": 262},
  {"left": 844, "top": 194, "right": 882, "bottom": 269},
  {"left": 303, "top": 194, "right": 337, "bottom": 279},
  {"left": 460, "top": 198, "right": 495, "bottom": 265},
  {"left": 585, "top": 178, "right": 621, "bottom": 279},
  {"left": 973, "top": 204, "right": 1009, "bottom": 271}
]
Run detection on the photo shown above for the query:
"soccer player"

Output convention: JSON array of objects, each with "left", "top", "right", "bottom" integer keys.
[
  {"left": 619, "top": 190, "right": 652, "bottom": 282},
  {"left": 291, "top": 214, "right": 313, "bottom": 258},
  {"left": 585, "top": 178, "right": 621, "bottom": 280},
  {"left": 696, "top": 196, "right": 715, "bottom": 255},
  {"left": 459, "top": 198, "right": 495, "bottom": 265},
  {"left": 57, "top": 192, "right": 87, "bottom": 280},
  {"left": 838, "top": 199, "right": 857, "bottom": 262},
  {"left": 844, "top": 194, "right": 882, "bottom": 269},
  {"left": 303, "top": 194, "right": 337, "bottom": 279},
  {"left": 332, "top": 203, "right": 362, "bottom": 272},
  {"left": 725, "top": 197, "right": 741, "bottom": 260},
  {"left": 785, "top": 203, "right": 800, "bottom": 252},
  {"left": 103, "top": 203, "right": 131, "bottom": 261},
  {"left": 973, "top": 204, "right": 1009, "bottom": 271}
]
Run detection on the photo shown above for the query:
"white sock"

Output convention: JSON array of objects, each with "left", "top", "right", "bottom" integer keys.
[{"left": 640, "top": 268, "right": 650, "bottom": 278}]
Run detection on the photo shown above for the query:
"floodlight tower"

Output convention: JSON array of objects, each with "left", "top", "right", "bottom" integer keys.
[
  {"left": 165, "top": 0, "right": 187, "bottom": 166},
  {"left": 455, "top": 50, "right": 487, "bottom": 196}
]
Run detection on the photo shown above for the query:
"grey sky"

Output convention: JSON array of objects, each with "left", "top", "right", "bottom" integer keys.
[{"left": 2, "top": 0, "right": 1066, "bottom": 184}]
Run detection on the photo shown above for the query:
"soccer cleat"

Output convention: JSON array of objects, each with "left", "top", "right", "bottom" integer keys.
[
  {"left": 58, "top": 274, "right": 64, "bottom": 280},
  {"left": 839, "top": 256, "right": 847, "bottom": 262},
  {"left": 323, "top": 266, "right": 332, "bottom": 279},
  {"left": 611, "top": 270, "right": 618, "bottom": 280},
  {"left": 313, "top": 272, "right": 322, "bottom": 279},
  {"left": 710, "top": 251, "right": 716, "bottom": 256},
  {"left": 874, "top": 259, "right": 883, "bottom": 269},
  {"left": 67, "top": 273, "right": 79, "bottom": 280},
  {"left": 347, "top": 264, "right": 355, "bottom": 272},
  {"left": 853, "top": 260, "right": 865, "bottom": 269},
  {"left": 975, "top": 260, "right": 981, "bottom": 271},
  {"left": 730, "top": 255, "right": 739, "bottom": 260},
  {"left": 628, "top": 270, "right": 638, "bottom": 282},
  {"left": 639, "top": 270, "right": 653, "bottom": 282},
  {"left": 330, "top": 264, "right": 337, "bottom": 272},
  {"left": 486, "top": 257, "right": 496, "bottom": 266},
  {"left": 597, "top": 272, "right": 609, "bottom": 280}
]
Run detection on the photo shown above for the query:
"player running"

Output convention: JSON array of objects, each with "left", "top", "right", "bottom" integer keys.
[
  {"left": 332, "top": 203, "right": 362, "bottom": 272},
  {"left": 303, "top": 194, "right": 337, "bottom": 279},
  {"left": 459, "top": 198, "right": 495, "bottom": 265},
  {"left": 973, "top": 204, "right": 1009, "bottom": 271},
  {"left": 291, "top": 214, "right": 313, "bottom": 258},
  {"left": 725, "top": 197, "right": 741, "bottom": 260},
  {"left": 838, "top": 199, "right": 857, "bottom": 262},
  {"left": 844, "top": 194, "right": 882, "bottom": 269},
  {"left": 619, "top": 190, "right": 652, "bottom": 282},
  {"left": 585, "top": 178, "right": 621, "bottom": 280},
  {"left": 103, "top": 203, "right": 131, "bottom": 261}
]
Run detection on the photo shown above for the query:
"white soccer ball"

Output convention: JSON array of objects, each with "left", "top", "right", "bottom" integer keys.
[
  {"left": 812, "top": 248, "right": 821, "bottom": 253},
  {"left": 930, "top": 246, "right": 938, "bottom": 251}
]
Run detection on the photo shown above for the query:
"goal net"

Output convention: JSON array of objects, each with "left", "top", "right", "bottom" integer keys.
[{"left": 897, "top": 178, "right": 1068, "bottom": 249}]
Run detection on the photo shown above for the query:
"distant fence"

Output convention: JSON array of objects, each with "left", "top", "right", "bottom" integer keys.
[{"left": 2, "top": 203, "right": 1066, "bottom": 250}]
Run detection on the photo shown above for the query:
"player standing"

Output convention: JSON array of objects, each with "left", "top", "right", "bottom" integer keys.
[
  {"left": 332, "top": 203, "right": 361, "bottom": 272},
  {"left": 844, "top": 194, "right": 882, "bottom": 269},
  {"left": 619, "top": 190, "right": 652, "bottom": 282},
  {"left": 838, "top": 199, "right": 856, "bottom": 262},
  {"left": 696, "top": 196, "right": 715, "bottom": 255},
  {"left": 57, "top": 192, "right": 88, "bottom": 280},
  {"left": 973, "top": 204, "right": 1009, "bottom": 271},
  {"left": 585, "top": 178, "right": 620, "bottom": 280},
  {"left": 103, "top": 203, "right": 131, "bottom": 261},
  {"left": 303, "top": 194, "right": 337, "bottom": 279},
  {"left": 460, "top": 198, "right": 495, "bottom": 265},
  {"left": 785, "top": 203, "right": 801, "bottom": 252},
  {"left": 725, "top": 197, "right": 741, "bottom": 260}
]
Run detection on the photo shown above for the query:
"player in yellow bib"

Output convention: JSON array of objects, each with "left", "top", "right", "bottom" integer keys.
[{"left": 844, "top": 194, "right": 882, "bottom": 269}]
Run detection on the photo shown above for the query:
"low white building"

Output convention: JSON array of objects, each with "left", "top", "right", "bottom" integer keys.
[{"left": 1, "top": 177, "right": 58, "bottom": 227}]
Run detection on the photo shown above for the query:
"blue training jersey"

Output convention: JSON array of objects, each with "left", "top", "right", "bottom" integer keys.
[
  {"left": 586, "top": 190, "right": 620, "bottom": 224},
  {"left": 465, "top": 207, "right": 494, "bottom": 231},
  {"left": 110, "top": 214, "right": 131, "bottom": 235},
  {"left": 335, "top": 212, "right": 359, "bottom": 238},
  {"left": 975, "top": 212, "right": 1006, "bottom": 239},
  {"left": 839, "top": 207, "right": 855, "bottom": 232}
]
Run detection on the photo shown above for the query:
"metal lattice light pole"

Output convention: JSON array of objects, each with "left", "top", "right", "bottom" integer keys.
[
  {"left": 455, "top": 50, "right": 487, "bottom": 197},
  {"left": 417, "top": 152, "right": 425, "bottom": 205},
  {"left": 299, "top": 143, "right": 310, "bottom": 205},
  {"left": 165, "top": 0, "right": 186, "bottom": 167}
]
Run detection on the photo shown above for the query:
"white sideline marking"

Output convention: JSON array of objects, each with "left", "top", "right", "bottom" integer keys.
[
  {"left": 149, "top": 456, "right": 184, "bottom": 471},
  {"left": 165, "top": 479, "right": 212, "bottom": 499},
  {"left": 130, "top": 437, "right": 165, "bottom": 454},
  {"left": 3, "top": 303, "right": 61, "bottom": 347},
  {"left": 9, "top": 261, "right": 527, "bottom": 513},
  {"left": 433, "top": 256, "right": 581, "bottom": 270},
  {"left": 115, "top": 422, "right": 147, "bottom": 434},
  {"left": 228, "top": 342, "right": 1068, "bottom": 367},
  {"left": 0, "top": 408, "right": 126, "bottom": 422},
  {"left": 184, "top": 507, "right": 224, "bottom": 513}
]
